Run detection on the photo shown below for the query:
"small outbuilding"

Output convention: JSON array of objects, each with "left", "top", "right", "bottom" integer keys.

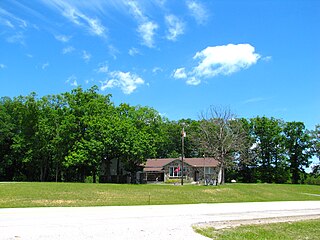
[{"left": 143, "top": 157, "right": 221, "bottom": 184}]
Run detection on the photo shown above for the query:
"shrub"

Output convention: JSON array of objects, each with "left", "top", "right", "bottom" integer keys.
[{"left": 304, "top": 175, "right": 320, "bottom": 185}]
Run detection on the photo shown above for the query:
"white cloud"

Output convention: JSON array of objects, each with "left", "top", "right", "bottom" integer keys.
[
  {"left": 173, "top": 68, "right": 187, "bottom": 79},
  {"left": 108, "top": 45, "right": 120, "bottom": 59},
  {"left": 126, "top": 1, "right": 158, "bottom": 48},
  {"left": 165, "top": 15, "right": 185, "bottom": 41},
  {"left": 2, "top": 19, "right": 14, "bottom": 28},
  {"left": 41, "top": 0, "right": 106, "bottom": 38},
  {"left": 0, "top": 7, "right": 28, "bottom": 29},
  {"left": 0, "top": 63, "right": 6, "bottom": 69},
  {"left": 42, "top": 62, "right": 49, "bottom": 70},
  {"left": 137, "top": 21, "right": 158, "bottom": 48},
  {"left": 55, "top": 34, "right": 71, "bottom": 42},
  {"left": 6, "top": 32, "right": 25, "bottom": 45},
  {"left": 82, "top": 50, "right": 91, "bottom": 62},
  {"left": 62, "top": 46, "right": 75, "bottom": 54},
  {"left": 243, "top": 97, "right": 267, "bottom": 104},
  {"left": 63, "top": 8, "right": 106, "bottom": 36},
  {"left": 186, "top": 77, "right": 201, "bottom": 86},
  {"left": 152, "top": 67, "right": 163, "bottom": 74},
  {"left": 129, "top": 47, "right": 139, "bottom": 56},
  {"left": 126, "top": 1, "right": 146, "bottom": 21},
  {"left": 97, "top": 62, "right": 109, "bottom": 73},
  {"left": 85, "top": 78, "right": 94, "bottom": 85},
  {"left": 100, "top": 71, "right": 144, "bottom": 94},
  {"left": 186, "top": 0, "right": 208, "bottom": 25},
  {"left": 173, "top": 43, "right": 261, "bottom": 86},
  {"left": 66, "top": 75, "right": 78, "bottom": 87},
  {"left": 262, "top": 56, "right": 272, "bottom": 62},
  {"left": 193, "top": 44, "right": 260, "bottom": 78}
]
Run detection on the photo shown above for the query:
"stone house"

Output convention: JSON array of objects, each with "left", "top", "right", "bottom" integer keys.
[{"left": 143, "top": 158, "right": 221, "bottom": 184}]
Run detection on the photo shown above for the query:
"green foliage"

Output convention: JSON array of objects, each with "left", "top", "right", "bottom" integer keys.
[
  {"left": 0, "top": 86, "right": 168, "bottom": 183},
  {"left": 0, "top": 88, "right": 319, "bottom": 184},
  {"left": 283, "top": 121, "right": 313, "bottom": 184},
  {"left": 164, "top": 179, "right": 182, "bottom": 184},
  {"left": 250, "top": 117, "right": 286, "bottom": 183},
  {"left": 305, "top": 175, "right": 320, "bottom": 185}
]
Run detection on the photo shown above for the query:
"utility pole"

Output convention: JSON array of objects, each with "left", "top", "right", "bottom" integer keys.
[{"left": 181, "top": 126, "right": 185, "bottom": 186}]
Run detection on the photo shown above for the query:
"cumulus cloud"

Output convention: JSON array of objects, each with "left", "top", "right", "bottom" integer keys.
[
  {"left": 165, "top": 14, "right": 185, "bottom": 41},
  {"left": 172, "top": 68, "right": 187, "bottom": 79},
  {"left": 100, "top": 71, "right": 144, "bottom": 95},
  {"left": 173, "top": 43, "right": 261, "bottom": 85},
  {"left": 193, "top": 44, "right": 261, "bottom": 78},
  {"left": 186, "top": 77, "right": 201, "bottom": 86},
  {"left": 137, "top": 21, "right": 158, "bottom": 48},
  {"left": 186, "top": 0, "right": 208, "bottom": 25}
]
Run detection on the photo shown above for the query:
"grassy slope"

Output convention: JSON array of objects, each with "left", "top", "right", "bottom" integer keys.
[
  {"left": 194, "top": 219, "right": 320, "bottom": 240},
  {"left": 0, "top": 182, "right": 319, "bottom": 208}
]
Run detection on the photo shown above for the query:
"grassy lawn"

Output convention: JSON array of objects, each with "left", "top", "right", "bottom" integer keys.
[
  {"left": 0, "top": 182, "right": 319, "bottom": 208},
  {"left": 194, "top": 219, "right": 320, "bottom": 240}
]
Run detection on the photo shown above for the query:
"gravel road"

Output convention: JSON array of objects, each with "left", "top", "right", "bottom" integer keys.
[{"left": 1, "top": 201, "right": 320, "bottom": 240}]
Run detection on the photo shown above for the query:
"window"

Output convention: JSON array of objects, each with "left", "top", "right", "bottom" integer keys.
[
  {"left": 204, "top": 167, "right": 214, "bottom": 174},
  {"left": 169, "top": 166, "right": 181, "bottom": 177},
  {"left": 169, "top": 166, "right": 187, "bottom": 177}
]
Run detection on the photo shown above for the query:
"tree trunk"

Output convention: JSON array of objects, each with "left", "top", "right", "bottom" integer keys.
[
  {"left": 116, "top": 158, "right": 120, "bottom": 183},
  {"left": 93, "top": 168, "right": 96, "bottom": 183}
]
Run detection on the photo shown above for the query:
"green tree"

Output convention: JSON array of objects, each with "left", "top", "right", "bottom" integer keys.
[
  {"left": 62, "top": 86, "right": 113, "bottom": 182},
  {"left": 232, "top": 118, "right": 258, "bottom": 183},
  {"left": 0, "top": 97, "right": 16, "bottom": 180},
  {"left": 114, "top": 104, "right": 163, "bottom": 183},
  {"left": 251, "top": 117, "right": 287, "bottom": 183},
  {"left": 284, "top": 121, "right": 313, "bottom": 184}
]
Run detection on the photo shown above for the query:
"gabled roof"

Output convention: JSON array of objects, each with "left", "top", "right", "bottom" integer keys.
[{"left": 143, "top": 158, "right": 219, "bottom": 172}]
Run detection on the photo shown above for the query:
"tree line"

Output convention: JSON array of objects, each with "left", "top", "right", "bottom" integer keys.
[{"left": 0, "top": 86, "right": 319, "bottom": 184}]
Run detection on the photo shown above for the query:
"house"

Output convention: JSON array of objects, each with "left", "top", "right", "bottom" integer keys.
[{"left": 143, "top": 157, "right": 221, "bottom": 184}]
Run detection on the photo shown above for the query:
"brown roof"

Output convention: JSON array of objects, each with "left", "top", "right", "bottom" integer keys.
[
  {"left": 185, "top": 158, "right": 219, "bottom": 167},
  {"left": 143, "top": 158, "right": 219, "bottom": 172}
]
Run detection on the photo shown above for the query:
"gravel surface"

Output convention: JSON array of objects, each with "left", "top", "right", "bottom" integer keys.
[
  {"left": 195, "top": 214, "right": 320, "bottom": 230},
  {"left": 0, "top": 201, "right": 320, "bottom": 240}
]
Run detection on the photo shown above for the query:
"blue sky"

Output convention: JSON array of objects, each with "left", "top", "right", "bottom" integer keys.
[{"left": 1, "top": 0, "right": 319, "bottom": 130}]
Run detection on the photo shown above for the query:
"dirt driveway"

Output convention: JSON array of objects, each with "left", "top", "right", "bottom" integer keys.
[{"left": 1, "top": 201, "right": 320, "bottom": 240}]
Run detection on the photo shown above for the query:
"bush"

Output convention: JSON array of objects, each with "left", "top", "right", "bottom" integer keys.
[
  {"left": 165, "top": 179, "right": 181, "bottom": 184},
  {"left": 304, "top": 175, "right": 320, "bottom": 185},
  {"left": 84, "top": 175, "right": 99, "bottom": 183},
  {"left": 164, "top": 178, "right": 192, "bottom": 184}
]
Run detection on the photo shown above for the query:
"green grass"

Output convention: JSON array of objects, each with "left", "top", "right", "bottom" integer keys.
[
  {"left": 194, "top": 219, "right": 320, "bottom": 240},
  {"left": 0, "top": 182, "right": 319, "bottom": 208}
]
